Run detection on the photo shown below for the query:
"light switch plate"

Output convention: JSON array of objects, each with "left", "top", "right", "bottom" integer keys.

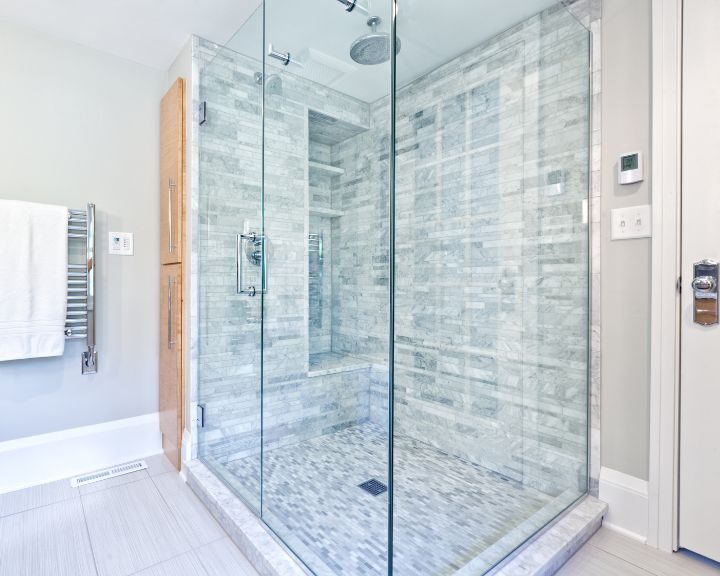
[
  {"left": 611, "top": 205, "right": 652, "bottom": 240},
  {"left": 109, "top": 232, "right": 134, "bottom": 255}
]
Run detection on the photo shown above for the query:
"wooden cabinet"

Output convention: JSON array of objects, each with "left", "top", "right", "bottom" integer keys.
[
  {"left": 159, "top": 78, "right": 186, "bottom": 470},
  {"left": 159, "top": 264, "right": 183, "bottom": 469},
  {"left": 160, "top": 78, "right": 185, "bottom": 265}
]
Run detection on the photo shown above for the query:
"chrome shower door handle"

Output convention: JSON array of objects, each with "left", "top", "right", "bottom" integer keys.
[
  {"left": 237, "top": 231, "right": 267, "bottom": 297},
  {"left": 168, "top": 179, "right": 176, "bottom": 254},
  {"left": 167, "top": 276, "right": 175, "bottom": 349}
]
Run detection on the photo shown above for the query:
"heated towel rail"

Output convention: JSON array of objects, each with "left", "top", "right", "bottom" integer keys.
[{"left": 66, "top": 203, "right": 97, "bottom": 374}]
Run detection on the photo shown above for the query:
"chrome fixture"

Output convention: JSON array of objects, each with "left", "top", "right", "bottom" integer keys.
[
  {"left": 66, "top": 203, "right": 97, "bottom": 374},
  {"left": 168, "top": 178, "right": 176, "bottom": 254},
  {"left": 336, "top": 0, "right": 368, "bottom": 15},
  {"left": 167, "top": 275, "right": 176, "bottom": 350},
  {"left": 692, "top": 259, "right": 719, "bottom": 325},
  {"left": 350, "top": 16, "right": 401, "bottom": 65},
  {"left": 237, "top": 224, "right": 268, "bottom": 297},
  {"left": 308, "top": 232, "right": 323, "bottom": 262},
  {"left": 268, "top": 43, "right": 303, "bottom": 68},
  {"left": 255, "top": 72, "right": 283, "bottom": 96}
]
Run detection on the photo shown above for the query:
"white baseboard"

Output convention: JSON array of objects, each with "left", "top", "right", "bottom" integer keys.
[
  {"left": 0, "top": 413, "right": 162, "bottom": 494},
  {"left": 599, "top": 466, "right": 649, "bottom": 542}
]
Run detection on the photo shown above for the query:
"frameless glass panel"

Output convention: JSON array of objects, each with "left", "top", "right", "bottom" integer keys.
[
  {"left": 393, "top": 2, "right": 590, "bottom": 574},
  {"left": 197, "top": 5, "right": 264, "bottom": 513},
  {"left": 257, "top": 0, "right": 392, "bottom": 573}
]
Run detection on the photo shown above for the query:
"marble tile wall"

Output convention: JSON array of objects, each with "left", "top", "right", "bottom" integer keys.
[
  {"left": 194, "top": 0, "right": 602, "bottom": 498},
  {"left": 196, "top": 38, "right": 376, "bottom": 465},
  {"left": 330, "top": 5, "right": 593, "bottom": 495}
]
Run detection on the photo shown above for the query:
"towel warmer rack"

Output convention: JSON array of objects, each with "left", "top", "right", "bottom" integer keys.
[{"left": 65, "top": 203, "right": 97, "bottom": 374}]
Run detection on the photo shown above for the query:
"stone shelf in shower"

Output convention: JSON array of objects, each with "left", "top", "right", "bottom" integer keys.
[
  {"left": 308, "top": 160, "right": 345, "bottom": 176},
  {"left": 309, "top": 206, "right": 344, "bottom": 218},
  {"left": 307, "top": 352, "right": 372, "bottom": 378}
]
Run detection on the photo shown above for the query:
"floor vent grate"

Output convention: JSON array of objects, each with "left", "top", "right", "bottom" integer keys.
[
  {"left": 70, "top": 460, "right": 147, "bottom": 488},
  {"left": 359, "top": 478, "right": 387, "bottom": 496}
]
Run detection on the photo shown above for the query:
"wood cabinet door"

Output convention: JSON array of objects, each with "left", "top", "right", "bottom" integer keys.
[
  {"left": 159, "top": 263, "right": 183, "bottom": 469},
  {"left": 160, "top": 78, "right": 185, "bottom": 265}
]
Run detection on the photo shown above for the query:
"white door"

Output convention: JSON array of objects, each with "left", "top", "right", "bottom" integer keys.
[{"left": 679, "top": 0, "right": 720, "bottom": 562}]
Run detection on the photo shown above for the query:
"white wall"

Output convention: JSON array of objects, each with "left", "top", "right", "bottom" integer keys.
[
  {"left": 0, "top": 22, "right": 166, "bottom": 441},
  {"left": 601, "top": 0, "right": 653, "bottom": 481}
]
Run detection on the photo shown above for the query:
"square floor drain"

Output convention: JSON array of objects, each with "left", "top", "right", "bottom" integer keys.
[{"left": 359, "top": 479, "right": 387, "bottom": 496}]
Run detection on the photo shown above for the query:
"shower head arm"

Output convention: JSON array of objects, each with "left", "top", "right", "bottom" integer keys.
[
  {"left": 336, "top": 0, "right": 369, "bottom": 15},
  {"left": 267, "top": 43, "right": 304, "bottom": 68}
]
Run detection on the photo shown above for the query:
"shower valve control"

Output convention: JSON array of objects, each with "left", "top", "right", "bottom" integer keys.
[{"left": 692, "top": 259, "right": 719, "bottom": 326}]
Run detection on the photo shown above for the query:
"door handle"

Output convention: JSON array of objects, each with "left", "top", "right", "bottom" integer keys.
[
  {"left": 168, "top": 179, "right": 176, "bottom": 254},
  {"left": 691, "top": 276, "right": 716, "bottom": 293},
  {"left": 692, "top": 260, "right": 719, "bottom": 326},
  {"left": 236, "top": 228, "right": 267, "bottom": 297},
  {"left": 167, "top": 276, "right": 175, "bottom": 349}
]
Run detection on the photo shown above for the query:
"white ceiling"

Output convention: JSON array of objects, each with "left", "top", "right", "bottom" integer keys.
[
  {"left": 0, "top": 0, "right": 263, "bottom": 70},
  {"left": 228, "top": 0, "right": 562, "bottom": 102},
  {"left": 0, "top": 0, "right": 566, "bottom": 93}
]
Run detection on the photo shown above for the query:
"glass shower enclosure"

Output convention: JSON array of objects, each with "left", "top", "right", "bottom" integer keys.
[{"left": 198, "top": 0, "right": 591, "bottom": 574}]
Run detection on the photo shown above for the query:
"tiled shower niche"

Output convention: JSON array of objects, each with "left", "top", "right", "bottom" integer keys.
[{"left": 307, "top": 110, "right": 372, "bottom": 375}]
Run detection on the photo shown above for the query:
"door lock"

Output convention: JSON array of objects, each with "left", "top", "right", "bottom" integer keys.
[{"left": 692, "top": 260, "right": 719, "bottom": 326}]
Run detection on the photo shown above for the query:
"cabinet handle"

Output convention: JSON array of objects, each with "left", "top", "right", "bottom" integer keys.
[
  {"left": 167, "top": 276, "right": 175, "bottom": 350},
  {"left": 168, "top": 179, "right": 176, "bottom": 254}
]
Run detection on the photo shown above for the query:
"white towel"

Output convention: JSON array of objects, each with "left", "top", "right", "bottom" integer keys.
[{"left": 0, "top": 200, "right": 68, "bottom": 361}]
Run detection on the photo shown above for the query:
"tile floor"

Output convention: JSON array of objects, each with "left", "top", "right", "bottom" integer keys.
[
  {"left": 0, "top": 454, "right": 258, "bottom": 576},
  {"left": 213, "top": 423, "right": 583, "bottom": 576},
  {"left": 558, "top": 527, "right": 720, "bottom": 576},
  {"left": 2, "top": 452, "right": 719, "bottom": 576}
]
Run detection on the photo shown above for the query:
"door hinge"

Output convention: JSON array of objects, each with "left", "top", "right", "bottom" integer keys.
[
  {"left": 198, "top": 101, "right": 207, "bottom": 126},
  {"left": 197, "top": 404, "right": 206, "bottom": 428},
  {"left": 677, "top": 275, "right": 682, "bottom": 294}
]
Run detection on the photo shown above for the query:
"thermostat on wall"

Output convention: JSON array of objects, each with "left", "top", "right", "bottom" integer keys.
[
  {"left": 618, "top": 151, "right": 643, "bottom": 185},
  {"left": 109, "top": 232, "right": 134, "bottom": 256}
]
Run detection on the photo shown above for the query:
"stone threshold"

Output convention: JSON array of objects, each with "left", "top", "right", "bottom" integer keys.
[{"left": 185, "top": 458, "right": 607, "bottom": 576}]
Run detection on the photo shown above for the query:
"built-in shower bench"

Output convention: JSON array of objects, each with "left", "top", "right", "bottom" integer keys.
[{"left": 307, "top": 351, "right": 373, "bottom": 377}]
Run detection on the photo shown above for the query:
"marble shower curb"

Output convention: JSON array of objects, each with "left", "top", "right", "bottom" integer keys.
[
  {"left": 186, "top": 457, "right": 606, "bottom": 576},
  {"left": 487, "top": 496, "right": 608, "bottom": 575},
  {"left": 185, "top": 459, "right": 308, "bottom": 576}
]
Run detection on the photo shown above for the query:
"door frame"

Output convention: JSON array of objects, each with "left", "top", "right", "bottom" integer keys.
[{"left": 648, "top": 0, "right": 682, "bottom": 552}]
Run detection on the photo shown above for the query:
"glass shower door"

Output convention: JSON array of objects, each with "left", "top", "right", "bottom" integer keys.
[
  {"left": 197, "top": 6, "right": 265, "bottom": 513},
  {"left": 261, "top": 0, "right": 392, "bottom": 574}
]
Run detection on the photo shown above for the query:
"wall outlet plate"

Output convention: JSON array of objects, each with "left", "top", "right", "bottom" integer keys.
[
  {"left": 109, "top": 232, "right": 134, "bottom": 255},
  {"left": 611, "top": 205, "right": 652, "bottom": 240}
]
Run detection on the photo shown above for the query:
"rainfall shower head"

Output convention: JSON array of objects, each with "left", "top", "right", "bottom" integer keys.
[{"left": 350, "top": 16, "right": 401, "bottom": 65}]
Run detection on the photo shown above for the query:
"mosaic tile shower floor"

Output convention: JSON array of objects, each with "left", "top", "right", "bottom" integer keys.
[{"left": 207, "top": 423, "right": 581, "bottom": 576}]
